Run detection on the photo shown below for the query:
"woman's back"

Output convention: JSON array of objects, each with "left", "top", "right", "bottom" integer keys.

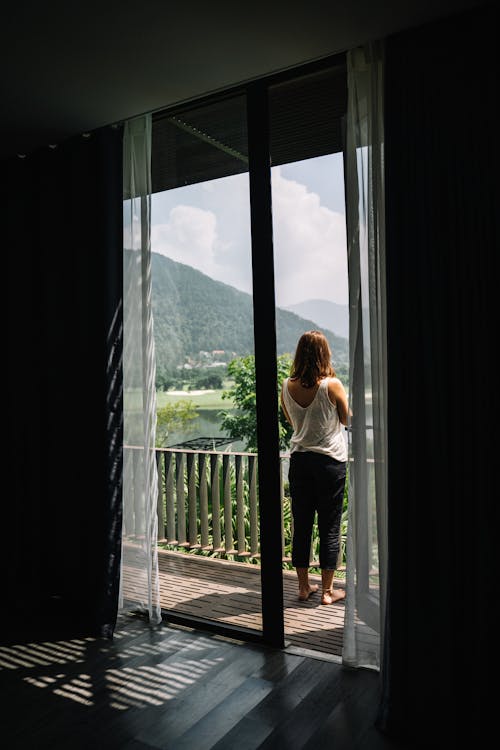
[{"left": 282, "top": 376, "right": 347, "bottom": 461}]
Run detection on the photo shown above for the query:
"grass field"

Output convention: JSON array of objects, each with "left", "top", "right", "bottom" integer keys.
[{"left": 156, "top": 388, "right": 230, "bottom": 410}]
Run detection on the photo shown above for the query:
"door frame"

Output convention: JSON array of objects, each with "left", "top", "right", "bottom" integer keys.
[{"left": 153, "top": 51, "right": 348, "bottom": 649}]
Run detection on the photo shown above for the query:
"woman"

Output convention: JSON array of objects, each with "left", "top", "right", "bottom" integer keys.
[{"left": 281, "top": 330, "right": 348, "bottom": 605}]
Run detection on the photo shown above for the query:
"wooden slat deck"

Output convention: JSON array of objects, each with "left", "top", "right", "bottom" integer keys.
[{"left": 123, "top": 546, "right": 347, "bottom": 658}]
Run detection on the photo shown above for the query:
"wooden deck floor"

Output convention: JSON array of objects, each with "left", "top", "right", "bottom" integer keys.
[{"left": 123, "top": 546, "right": 346, "bottom": 658}]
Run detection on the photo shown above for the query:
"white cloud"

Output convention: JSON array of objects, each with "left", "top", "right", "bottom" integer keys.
[
  {"left": 271, "top": 167, "right": 348, "bottom": 306},
  {"left": 151, "top": 177, "right": 253, "bottom": 292},
  {"left": 150, "top": 161, "right": 348, "bottom": 306},
  {"left": 151, "top": 204, "right": 218, "bottom": 274}
]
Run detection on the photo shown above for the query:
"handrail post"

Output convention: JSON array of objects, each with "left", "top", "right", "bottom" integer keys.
[
  {"left": 199, "top": 452, "right": 209, "bottom": 548},
  {"left": 248, "top": 454, "right": 258, "bottom": 557},
  {"left": 235, "top": 454, "right": 246, "bottom": 555},
  {"left": 223, "top": 453, "right": 234, "bottom": 554},
  {"left": 133, "top": 447, "right": 142, "bottom": 536},
  {"left": 156, "top": 450, "right": 165, "bottom": 540},
  {"left": 279, "top": 454, "right": 285, "bottom": 562},
  {"left": 187, "top": 452, "right": 199, "bottom": 548},
  {"left": 164, "top": 451, "right": 176, "bottom": 543},
  {"left": 211, "top": 453, "right": 222, "bottom": 551},
  {"left": 176, "top": 451, "right": 187, "bottom": 546}
]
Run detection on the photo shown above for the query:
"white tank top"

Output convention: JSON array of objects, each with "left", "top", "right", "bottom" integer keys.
[{"left": 282, "top": 377, "right": 347, "bottom": 461}]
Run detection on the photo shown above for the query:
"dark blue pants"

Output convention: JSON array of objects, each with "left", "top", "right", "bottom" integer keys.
[{"left": 289, "top": 451, "right": 347, "bottom": 570}]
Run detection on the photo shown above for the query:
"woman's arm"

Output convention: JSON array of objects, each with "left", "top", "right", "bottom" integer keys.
[{"left": 328, "top": 378, "right": 349, "bottom": 426}]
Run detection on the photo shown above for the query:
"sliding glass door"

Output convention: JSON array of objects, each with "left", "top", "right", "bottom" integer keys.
[
  {"left": 122, "top": 55, "right": 350, "bottom": 650},
  {"left": 148, "top": 93, "right": 270, "bottom": 640}
]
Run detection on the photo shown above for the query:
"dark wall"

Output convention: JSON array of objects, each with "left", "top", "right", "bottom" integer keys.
[
  {"left": 382, "top": 3, "right": 496, "bottom": 742},
  {"left": 3, "top": 127, "right": 123, "bottom": 639}
]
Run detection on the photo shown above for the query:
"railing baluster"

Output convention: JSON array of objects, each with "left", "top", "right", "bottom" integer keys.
[
  {"left": 310, "top": 519, "right": 320, "bottom": 566},
  {"left": 164, "top": 451, "right": 176, "bottom": 544},
  {"left": 223, "top": 453, "right": 234, "bottom": 554},
  {"left": 133, "top": 448, "right": 142, "bottom": 537},
  {"left": 280, "top": 455, "right": 285, "bottom": 561},
  {"left": 198, "top": 452, "right": 209, "bottom": 548},
  {"left": 235, "top": 454, "right": 246, "bottom": 555},
  {"left": 123, "top": 447, "right": 134, "bottom": 536},
  {"left": 137, "top": 445, "right": 347, "bottom": 569},
  {"left": 248, "top": 454, "right": 258, "bottom": 558},
  {"left": 176, "top": 452, "right": 187, "bottom": 546},
  {"left": 187, "top": 452, "right": 199, "bottom": 547},
  {"left": 210, "top": 453, "right": 222, "bottom": 551},
  {"left": 156, "top": 451, "right": 165, "bottom": 540}
]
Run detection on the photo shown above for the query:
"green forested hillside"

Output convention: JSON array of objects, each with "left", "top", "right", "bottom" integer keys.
[{"left": 148, "top": 251, "right": 348, "bottom": 374}]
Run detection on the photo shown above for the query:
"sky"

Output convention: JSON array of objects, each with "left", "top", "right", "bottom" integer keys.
[{"left": 151, "top": 152, "right": 348, "bottom": 308}]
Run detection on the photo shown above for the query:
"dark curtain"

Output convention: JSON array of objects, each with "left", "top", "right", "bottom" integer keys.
[
  {"left": 2, "top": 125, "right": 123, "bottom": 641},
  {"left": 379, "top": 4, "right": 496, "bottom": 744}
]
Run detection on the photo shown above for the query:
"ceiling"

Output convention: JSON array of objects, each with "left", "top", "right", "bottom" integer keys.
[
  {"left": 151, "top": 64, "right": 347, "bottom": 194},
  {"left": 0, "top": 0, "right": 485, "bottom": 160}
]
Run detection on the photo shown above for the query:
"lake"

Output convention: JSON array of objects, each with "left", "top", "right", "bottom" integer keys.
[
  {"left": 164, "top": 407, "right": 246, "bottom": 451},
  {"left": 160, "top": 394, "right": 373, "bottom": 454}
]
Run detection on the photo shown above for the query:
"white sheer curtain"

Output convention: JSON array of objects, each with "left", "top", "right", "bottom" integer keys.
[
  {"left": 120, "top": 114, "right": 161, "bottom": 625},
  {"left": 343, "top": 41, "right": 387, "bottom": 669}
]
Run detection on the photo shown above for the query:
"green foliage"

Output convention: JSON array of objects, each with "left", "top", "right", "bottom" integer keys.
[
  {"left": 219, "top": 354, "right": 294, "bottom": 452},
  {"left": 334, "top": 363, "right": 349, "bottom": 384},
  {"left": 156, "top": 400, "right": 198, "bottom": 447},
  {"left": 156, "top": 365, "right": 225, "bottom": 393},
  {"left": 156, "top": 369, "right": 180, "bottom": 391},
  {"left": 191, "top": 370, "right": 224, "bottom": 390},
  {"left": 277, "top": 354, "right": 294, "bottom": 450}
]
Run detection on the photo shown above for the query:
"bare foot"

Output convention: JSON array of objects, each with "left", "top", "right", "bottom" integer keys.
[
  {"left": 298, "top": 584, "right": 319, "bottom": 601},
  {"left": 321, "top": 588, "right": 346, "bottom": 605}
]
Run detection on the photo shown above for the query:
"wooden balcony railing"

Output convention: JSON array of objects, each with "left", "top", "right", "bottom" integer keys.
[
  {"left": 157, "top": 447, "right": 261, "bottom": 558},
  {"left": 124, "top": 445, "right": 350, "bottom": 569}
]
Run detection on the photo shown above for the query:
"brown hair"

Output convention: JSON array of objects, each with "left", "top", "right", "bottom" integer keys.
[{"left": 290, "top": 330, "right": 336, "bottom": 388}]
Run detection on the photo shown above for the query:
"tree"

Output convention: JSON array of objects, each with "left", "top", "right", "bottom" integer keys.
[
  {"left": 192, "top": 370, "right": 224, "bottom": 390},
  {"left": 219, "top": 354, "right": 293, "bottom": 452},
  {"left": 156, "top": 400, "right": 198, "bottom": 447}
]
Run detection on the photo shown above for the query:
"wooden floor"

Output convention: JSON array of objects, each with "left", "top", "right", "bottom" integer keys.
[
  {"left": 123, "top": 547, "right": 348, "bottom": 657},
  {"left": 0, "top": 612, "right": 403, "bottom": 749}
]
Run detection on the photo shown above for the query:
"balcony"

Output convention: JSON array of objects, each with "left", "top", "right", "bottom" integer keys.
[{"left": 121, "top": 446, "right": 351, "bottom": 658}]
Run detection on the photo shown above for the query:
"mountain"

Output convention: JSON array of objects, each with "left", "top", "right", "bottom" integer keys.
[
  {"left": 285, "top": 299, "right": 349, "bottom": 340},
  {"left": 144, "top": 252, "right": 349, "bottom": 373}
]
